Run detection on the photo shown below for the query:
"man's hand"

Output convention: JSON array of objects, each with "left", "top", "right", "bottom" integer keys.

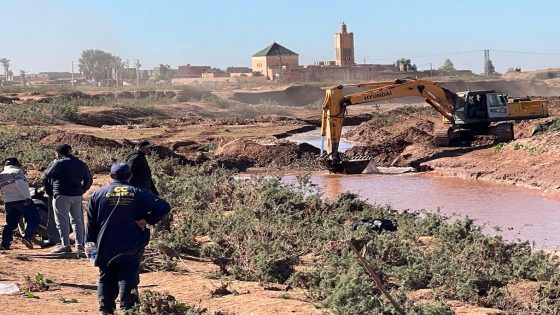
[
  {"left": 23, "top": 198, "right": 32, "bottom": 206},
  {"left": 135, "top": 219, "right": 147, "bottom": 231}
]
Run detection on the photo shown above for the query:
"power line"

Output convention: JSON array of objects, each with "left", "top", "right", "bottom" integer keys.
[
  {"left": 363, "top": 49, "right": 560, "bottom": 61},
  {"left": 490, "top": 49, "right": 560, "bottom": 56},
  {"left": 360, "top": 50, "right": 482, "bottom": 62}
]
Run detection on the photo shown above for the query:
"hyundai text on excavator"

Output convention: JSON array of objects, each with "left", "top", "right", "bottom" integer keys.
[{"left": 320, "top": 78, "right": 548, "bottom": 173}]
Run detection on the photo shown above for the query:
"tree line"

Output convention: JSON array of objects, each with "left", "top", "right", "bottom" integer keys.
[
  {"left": 395, "top": 57, "right": 496, "bottom": 75},
  {"left": 79, "top": 49, "right": 171, "bottom": 85}
]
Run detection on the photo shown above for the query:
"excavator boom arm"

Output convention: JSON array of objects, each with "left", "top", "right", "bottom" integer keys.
[{"left": 320, "top": 78, "right": 457, "bottom": 161}]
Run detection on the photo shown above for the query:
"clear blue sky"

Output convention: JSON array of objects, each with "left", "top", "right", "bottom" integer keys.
[{"left": 3, "top": 0, "right": 560, "bottom": 74}]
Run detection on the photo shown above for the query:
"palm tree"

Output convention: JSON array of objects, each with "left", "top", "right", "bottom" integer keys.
[{"left": 0, "top": 58, "right": 10, "bottom": 86}]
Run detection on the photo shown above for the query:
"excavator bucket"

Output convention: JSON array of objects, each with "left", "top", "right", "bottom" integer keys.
[{"left": 322, "top": 158, "right": 371, "bottom": 174}]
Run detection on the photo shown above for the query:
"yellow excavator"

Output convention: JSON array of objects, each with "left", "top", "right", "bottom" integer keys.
[{"left": 320, "top": 78, "right": 548, "bottom": 173}]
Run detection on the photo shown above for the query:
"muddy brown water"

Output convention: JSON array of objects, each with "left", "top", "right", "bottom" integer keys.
[
  {"left": 281, "top": 172, "right": 560, "bottom": 249},
  {"left": 284, "top": 129, "right": 560, "bottom": 249}
]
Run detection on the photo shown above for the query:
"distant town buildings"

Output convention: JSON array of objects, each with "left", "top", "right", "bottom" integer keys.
[
  {"left": 2, "top": 22, "right": 475, "bottom": 87},
  {"left": 176, "top": 65, "right": 211, "bottom": 78},
  {"left": 251, "top": 42, "right": 299, "bottom": 80},
  {"left": 247, "top": 22, "right": 473, "bottom": 82},
  {"left": 0, "top": 72, "right": 85, "bottom": 85},
  {"left": 247, "top": 23, "right": 396, "bottom": 81}
]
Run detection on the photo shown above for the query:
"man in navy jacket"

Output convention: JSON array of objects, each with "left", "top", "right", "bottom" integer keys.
[
  {"left": 44, "top": 144, "right": 93, "bottom": 253},
  {"left": 86, "top": 163, "right": 170, "bottom": 314}
]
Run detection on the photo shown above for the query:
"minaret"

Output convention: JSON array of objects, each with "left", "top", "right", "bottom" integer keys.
[{"left": 335, "top": 22, "right": 355, "bottom": 67}]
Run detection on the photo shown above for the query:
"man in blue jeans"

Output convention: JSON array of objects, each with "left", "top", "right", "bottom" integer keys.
[
  {"left": 0, "top": 158, "right": 39, "bottom": 250},
  {"left": 44, "top": 144, "right": 93, "bottom": 254},
  {"left": 86, "top": 163, "right": 170, "bottom": 314}
]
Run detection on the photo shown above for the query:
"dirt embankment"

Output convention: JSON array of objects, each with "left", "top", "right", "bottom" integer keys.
[
  {"left": 440, "top": 80, "right": 560, "bottom": 97},
  {"left": 341, "top": 96, "right": 560, "bottom": 192},
  {"left": 231, "top": 85, "right": 324, "bottom": 106},
  {"left": 213, "top": 138, "right": 320, "bottom": 171},
  {"left": 35, "top": 124, "right": 323, "bottom": 173},
  {"left": 343, "top": 106, "right": 440, "bottom": 167},
  {"left": 502, "top": 68, "right": 560, "bottom": 87}
]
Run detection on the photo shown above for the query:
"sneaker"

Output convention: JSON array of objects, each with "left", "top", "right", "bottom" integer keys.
[
  {"left": 51, "top": 245, "right": 72, "bottom": 254},
  {"left": 21, "top": 238, "right": 33, "bottom": 249},
  {"left": 76, "top": 245, "right": 85, "bottom": 253},
  {"left": 0, "top": 243, "right": 10, "bottom": 250}
]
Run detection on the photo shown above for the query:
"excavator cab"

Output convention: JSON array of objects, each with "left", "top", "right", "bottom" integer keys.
[{"left": 454, "top": 91, "right": 508, "bottom": 125}]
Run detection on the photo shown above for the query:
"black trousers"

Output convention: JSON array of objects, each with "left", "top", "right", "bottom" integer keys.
[
  {"left": 2, "top": 200, "right": 39, "bottom": 247},
  {"left": 97, "top": 262, "right": 140, "bottom": 313}
]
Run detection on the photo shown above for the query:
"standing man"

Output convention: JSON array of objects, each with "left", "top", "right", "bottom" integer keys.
[
  {"left": 42, "top": 158, "right": 61, "bottom": 248},
  {"left": 44, "top": 144, "right": 93, "bottom": 254},
  {"left": 86, "top": 163, "right": 170, "bottom": 314},
  {"left": 125, "top": 140, "right": 158, "bottom": 195},
  {"left": 0, "top": 158, "right": 39, "bottom": 250}
]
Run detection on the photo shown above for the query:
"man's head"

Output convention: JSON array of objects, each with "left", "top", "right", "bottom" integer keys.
[
  {"left": 55, "top": 143, "right": 72, "bottom": 158},
  {"left": 136, "top": 139, "right": 151, "bottom": 154},
  {"left": 110, "top": 163, "right": 132, "bottom": 181},
  {"left": 4, "top": 157, "right": 22, "bottom": 168}
]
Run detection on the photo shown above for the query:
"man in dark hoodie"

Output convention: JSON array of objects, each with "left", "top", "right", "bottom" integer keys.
[
  {"left": 43, "top": 144, "right": 93, "bottom": 254},
  {"left": 86, "top": 163, "right": 170, "bottom": 314},
  {"left": 125, "top": 140, "right": 159, "bottom": 195}
]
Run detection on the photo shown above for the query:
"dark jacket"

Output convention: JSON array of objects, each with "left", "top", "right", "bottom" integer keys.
[
  {"left": 125, "top": 151, "right": 158, "bottom": 195},
  {"left": 86, "top": 180, "right": 170, "bottom": 268},
  {"left": 43, "top": 156, "right": 93, "bottom": 197},
  {"left": 43, "top": 160, "right": 56, "bottom": 196}
]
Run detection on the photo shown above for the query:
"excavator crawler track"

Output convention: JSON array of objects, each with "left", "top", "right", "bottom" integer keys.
[
  {"left": 487, "top": 123, "right": 514, "bottom": 142},
  {"left": 433, "top": 125, "right": 451, "bottom": 147}
]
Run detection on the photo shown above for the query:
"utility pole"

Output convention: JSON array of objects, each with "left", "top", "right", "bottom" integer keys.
[
  {"left": 484, "top": 49, "right": 490, "bottom": 76},
  {"left": 135, "top": 59, "right": 141, "bottom": 86},
  {"left": 71, "top": 61, "right": 75, "bottom": 88},
  {"left": 72, "top": 60, "right": 76, "bottom": 87}
]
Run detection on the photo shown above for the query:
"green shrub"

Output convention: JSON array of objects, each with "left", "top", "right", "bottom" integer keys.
[
  {"left": 0, "top": 99, "right": 78, "bottom": 124},
  {"left": 125, "top": 290, "right": 206, "bottom": 315},
  {"left": 494, "top": 142, "right": 506, "bottom": 153},
  {"left": 534, "top": 118, "right": 560, "bottom": 134},
  {"left": 534, "top": 273, "right": 560, "bottom": 313}
]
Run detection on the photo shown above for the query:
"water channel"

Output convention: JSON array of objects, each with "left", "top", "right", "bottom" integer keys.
[{"left": 283, "top": 129, "right": 560, "bottom": 249}]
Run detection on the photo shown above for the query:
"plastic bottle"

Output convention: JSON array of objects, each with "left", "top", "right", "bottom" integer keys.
[{"left": 85, "top": 242, "right": 97, "bottom": 265}]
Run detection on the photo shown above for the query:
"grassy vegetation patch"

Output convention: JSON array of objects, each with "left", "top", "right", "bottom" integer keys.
[
  {"left": 0, "top": 99, "right": 79, "bottom": 124},
  {"left": 1, "top": 125, "right": 558, "bottom": 313},
  {"left": 534, "top": 118, "right": 560, "bottom": 134},
  {"left": 145, "top": 163, "right": 559, "bottom": 314},
  {"left": 0, "top": 128, "right": 128, "bottom": 174}
]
